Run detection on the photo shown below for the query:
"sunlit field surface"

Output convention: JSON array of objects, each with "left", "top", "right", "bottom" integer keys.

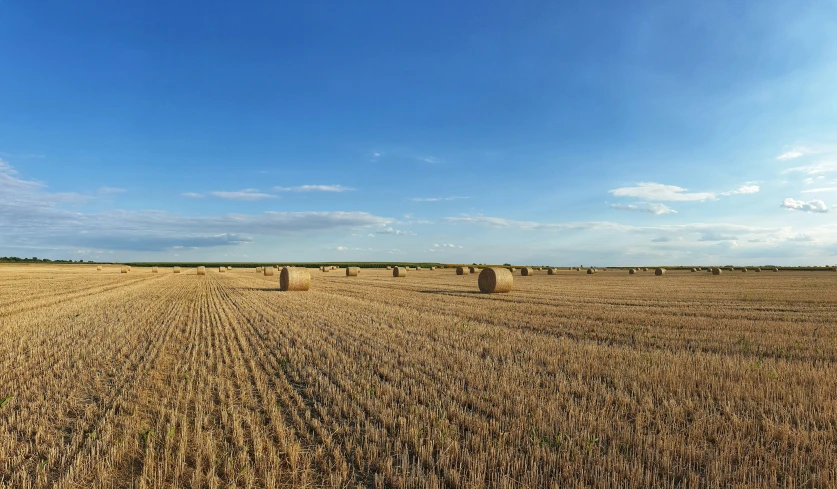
[{"left": 1, "top": 264, "right": 835, "bottom": 488}]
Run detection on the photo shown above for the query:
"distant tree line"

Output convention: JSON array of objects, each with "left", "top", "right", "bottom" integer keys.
[{"left": 0, "top": 256, "right": 89, "bottom": 263}]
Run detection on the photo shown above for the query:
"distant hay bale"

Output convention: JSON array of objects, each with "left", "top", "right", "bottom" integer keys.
[
  {"left": 227, "top": 266, "right": 232, "bottom": 270},
  {"left": 728, "top": 267, "right": 735, "bottom": 272},
  {"left": 431, "top": 267, "right": 436, "bottom": 270},
  {"left": 469, "top": 267, "right": 477, "bottom": 273},
  {"left": 197, "top": 266, "right": 206, "bottom": 276},
  {"left": 96, "top": 266, "right": 102, "bottom": 271},
  {"left": 655, "top": 268, "right": 666, "bottom": 276},
  {"left": 173, "top": 266, "right": 181, "bottom": 273},
  {"left": 521, "top": 267, "right": 534, "bottom": 276},
  {"left": 120, "top": 266, "right": 128, "bottom": 273},
  {"left": 126, "top": 266, "right": 131, "bottom": 271},
  {"left": 587, "top": 268, "right": 594, "bottom": 275},
  {"left": 548, "top": 268, "right": 557, "bottom": 275},
  {"left": 478, "top": 268, "right": 513, "bottom": 293},
  {"left": 741, "top": 268, "right": 747, "bottom": 273},
  {"left": 152, "top": 266, "right": 159, "bottom": 273},
  {"left": 755, "top": 268, "right": 761, "bottom": 272},
  {"left": 629, "top": 269, "right": 636, "bottom": 274},
  {"left": 774, "top": 268, "right": 779, "bottom": 272},
  {"left": 280, "top": 267, "right": 310, "bottom": 291},
  {"left": 690, "top": 268, "right": 696, "bottom": 272},
  {"left": 264, "top": 267, "right": 274, "bottom": 276},
  {"left": 219, "top": 267, "right": 225, "bottom": 273},
  {"left": 712, "top": 268, "right": 722, "bottom": 275},
  {"left": 346, "top": 267, "right": 359, "bottom": 276},
  {"left": 642, "top": 268, "right": 648, "bottom": 272},
  {"left": 456, "top": 267, "right": 468, "bottom": 275},
  {"left": 256, "top": 267, "right": 262, "bottom": 272},
  {"left": 393, "top": 266, "right": 407, "bottom": 277},
  {"left": 386, "top": 266, "right": 392, "bottom": 270}
]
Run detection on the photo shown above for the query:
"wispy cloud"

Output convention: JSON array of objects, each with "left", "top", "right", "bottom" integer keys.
[
  {"left": 780, "top": 198, "right": 829, "bottom": 213},
  {"left": 801, "top": 187, "right": 837, "bottom": 193},
  {"left": 720, "top": 185, "right": 759, "bottom": 196},
  {"left": 274, "top": 185, "right": 354, "bottom": 192},
  {"left": 433, "top": 243, "right": 463, "bottom": 249},
  {"left": 182, "top": 192, "right": 204, "bottom": 198},
  {"left": 411, "top": 196, "right": 469, "bottom": 202},
  {"left": 209, "top": 189, "right": 276, "bottom": 200},
  {"left": 777, "top": 148, "right": 815, "bottom": 161},
  {"left": 419, "top": 156, "right": 438, "bottom": 164},
  {"left": 610, "top": 203, "right": 677, "bottom": 215},
  {"left": 376, "top": 227, "right": 415, "bottom": 236},
  {"left": 98, "top": 187, "right": 126, "bottom": 195},
  {"left": 609, "top": 183, "right": 715, "bottom": 202},
  {"left": 782, "top": 161, "right": 837, "bottom": 175}
]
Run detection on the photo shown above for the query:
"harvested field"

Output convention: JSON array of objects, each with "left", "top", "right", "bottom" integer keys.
[{"left": 0, "top": 265, "right": 835, "bottom": 488}]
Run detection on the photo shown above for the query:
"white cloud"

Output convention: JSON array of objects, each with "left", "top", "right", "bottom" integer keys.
[
  {"left": 782, "top": 161, "right": 837, "bottom": 175},
  {"left": 609, "top": 182, "right": 715, "bottom": 202},
  {"left": 182, "top": 192, "right": 204, "bottom": 198},
  {"left": 419, "top": 156, "right": 438, "bottom": 164},
  {"left": 780, "top": 198, "right": 829, "bottom": 213},
  {"left": 720, "top": 185, "right": 760, "bottom": 196},
  {"left": 209, "top": 189, "right": 275, "bottom": 200},
  {"left": 98, "top": 187, "right": 126, "bottom": 194},
  {"left": 777, "top": 148, "right": 812, "bottom": 161},
  {"left": 432, "top": 243, "right": 462, "bottom": 249},
  {"left": 376, "top": 227, "right": 415, "bottom": 236},
  {"left": 274, "top": 185, "right": 354, "bottom": 192},
  {"left": 801, "top": 187, "right": 837, "bottom": 193},
  {"left": 610, "top": 203, "right": 677, "bottom": 215},
  {"left": 411, "top": 196, "right": 469, "bottom": 202}
]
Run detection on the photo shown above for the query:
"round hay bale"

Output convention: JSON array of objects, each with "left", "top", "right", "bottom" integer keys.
[
  {"left": 126, "top": 266, "right": 131, "bottom": 271},
  {"left": 431, "top": 267, "right": 436, "bottom": 270},
  {"left": 263, "top": 267, "right": 274, "bottom": 276},
  {"left": 120, "top": 266, "right": 128, "bottom": 273},
  {"left": 586, "top": 268, "right": 594, "bottom": 275},
  {"left": 456, "top": 267, "right": 468, "bottom": 275},
  {"left": 197, "top": 266, "right": 206, "bottom": 276},
  {"left": 469, "top": 266, "right": 477, "bottom": 273},
  {"left": 548, "top": 268, "right": 557, "bottom": 275},
  {"left": 642, "top": 268, "right": 648, "bottom": 272},
  {"left": 774, "top": 268, "right": 779, "bottom": 272},
  {"left": 219, "top": 267, "right": 225, "bottom": 273},
  {"left": 728, "top": 267, "right": 735, "bottom": 272},
  {"left": 152, "top": 266, "right": 159, "bottom": 273},
  {"left": 386, "top": 266, "right": 392, "bottom": 270},
  {"left": 96, "top": 266, "right": 102, "bottom": 271},
  {"left": 521, "top": 267, "right": 534, "bottom": 276},
  {"left": 393, "top": 266, "right": 407, "bottom": 277},
  {"left": 655, "top": 268, "right": 666, "bottom": 276},
  {"left": 280, "top": 267, "right": 310, "bottom": 291},
  {"left": 690, "top": 268, "right": 696, "bottom": 272},
  {"left": 712, "top": 268, "right": 722, "bottom": 275},
  {"left": 629, "top": 268, "right": 636, "bottom": 274},
  {"left": 741, "top": 268, "right": 747, "bottom": 273},
  {"left": 478, "top": 268, "right": 513, "bottom": 293},
  {"left": 173, "top": 266, "right": 181, "bottom": 273},
  {"left": 227, "top": 266, "right": 232, "bottom": 270},
  {"left": 346, "top": 266, "right": 359, "bottom": 276},
  {"left": 755, "top": 268, "right": 761, "bottom": 272}
]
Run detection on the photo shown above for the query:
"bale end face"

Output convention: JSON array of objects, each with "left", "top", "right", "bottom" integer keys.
[
  {"left": 655, "top": 268, "right": 666, "bottom": 276},
  {"left": 280, "top": 267, "right": 311, "bottom": 291},
  {"left": 479, "top": 268, "right": 513, "bottom": 293}
]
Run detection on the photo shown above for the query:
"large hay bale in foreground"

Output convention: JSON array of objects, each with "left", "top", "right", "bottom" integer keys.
[
  {"left": 121, "top": 267, "right": 128, "bottom": 273},
  {"left": 712, "top": 268, "right": 722, "bottom": 275},
  {"left": 152, "top": 266, "right": 159, "bottom": 273},
  {"left": 655, "top": 268, "right": 666, "bottom": 276},
  {"left": 456, "top": 267, "right": 468, "bottom": 275},
  {"left": 521, "top": 267, "right": 534, "bottom": 276},
  {"left": 478, "top": 268, "right": 513, "bottom": 293},
  {"left": 173, "top": 267, "right": 181, "bottom": 273},
  {"left": 586, "top": 268, "right": 594, "bottom": 275},
  {"left": 197, "top": 266, "right": 206, "bottom": 276},
  {"left": 346, "top": 267, "right": 359, "bottom": 276},
  {"left": 548, "top": 268, "right": 557, "bottom": 275},
  {"left": 264, "top": 267, "right": 274, "bottom": 276},
  {"left": 629, "top": 269, "right": 636, "bottom": 274},
  {"left": 280, "top": 267, "right": 310, "bottom": 291},
  {"left": 393, "top": 266, "right": 407, "bottom": 277}
]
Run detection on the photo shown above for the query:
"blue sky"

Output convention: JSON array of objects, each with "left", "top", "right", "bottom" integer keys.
[{"left": 2, "top": 1, "right": 837, "bottom": 265}]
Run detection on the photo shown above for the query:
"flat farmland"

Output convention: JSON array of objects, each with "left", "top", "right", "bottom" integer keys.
[{"left": 0, "top": 265, "right": 835, "bottom": 488}]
